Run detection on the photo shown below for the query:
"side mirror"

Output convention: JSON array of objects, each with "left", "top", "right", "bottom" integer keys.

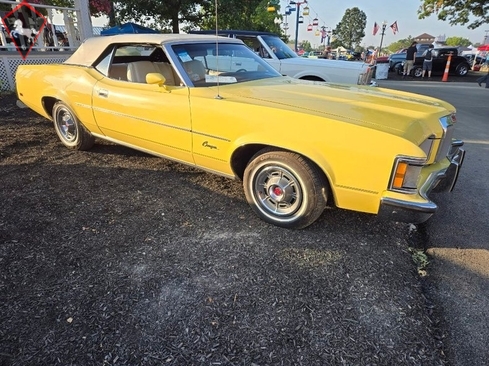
[{"left": 146, "top": 72, "right": 167, "bottom": 87}]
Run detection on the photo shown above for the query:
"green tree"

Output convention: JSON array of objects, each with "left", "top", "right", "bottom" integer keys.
[
  {"left": 386, "top": 36, "right": 415, "bottom": 53},
  {"left": 198, "top": 0, "right": 282, "bottom": 34},
  {"left": 445, "top": 36, "right": 472, "bottom": 47},
  {"left": 333, "top": 7, "right": 367, "bottom": 50},
  {"left": 418, "top": 0, "right": 489, "bottom": 29},
  {"left": 115, "top": 0, "right": 209, "bottom": 33},
  {"left": 300, "top": 40, "right": 312, "bottom": 52}
]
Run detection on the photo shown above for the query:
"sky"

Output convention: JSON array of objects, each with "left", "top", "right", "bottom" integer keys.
[
  {"left": 82, "top": 0, "right": 488, "bottom": 48},
  {"left": 277, "top": 0, "right": 488, "bottom": 48}
]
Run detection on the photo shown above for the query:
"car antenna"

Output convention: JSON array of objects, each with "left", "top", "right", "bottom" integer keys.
[{"left": 214, "top": 0, "right": 223, "bottom": 99}]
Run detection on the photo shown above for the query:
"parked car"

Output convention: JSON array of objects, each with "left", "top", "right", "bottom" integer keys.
[
  {"left": 15, "top": 33, "right": 465, "bottom": 229},
  {"left": 307, "top": 51, "right": 323, "bottom": 58},
  {"left": 190, "top": 30, "right": 374, "bottom": 85},
  {"left": 388, "top": 43, "right": 432, "bottom": 71},
  {"left": 346, "top": 51, "right": 362, "bottom": 61},
  {"left": 396, "top": 47, "right": 471, "bottom": 77},
  {"left": 463, "top": 54, "right": 487, "bottom": 65}
]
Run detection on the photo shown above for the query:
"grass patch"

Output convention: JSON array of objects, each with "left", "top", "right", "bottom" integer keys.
[{"left": 409, "top": 247, "right": 430, "bottom": 276}]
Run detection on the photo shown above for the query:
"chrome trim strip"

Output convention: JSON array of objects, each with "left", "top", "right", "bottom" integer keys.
[
  {"left": 335, "top": 185, "right": 378, "bottom": 195},
  {"left": 192, "top": 131, "right": 231, "bottom": 142},
  {"left": 91, "top": 106, "right": 191, "bottom": 133},
  {"left": 74, "top": 102, "right": 92, "bottom": 110},
  {"left": 91, "top": 132, "right": 190, "bottom": 154}
]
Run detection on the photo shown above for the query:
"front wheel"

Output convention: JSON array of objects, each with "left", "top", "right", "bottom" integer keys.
[
  {"left": 243, "top": 149, "right": 328, "bottom": 229},
  {"left": 395, "top": 63, "right": 403, "bottom": 75},
  {"left": 412, "top": 66, "right": 423, "bottom": 78},
  {"left": 52, "top": 101, "right": 95, "bottom": 150}
]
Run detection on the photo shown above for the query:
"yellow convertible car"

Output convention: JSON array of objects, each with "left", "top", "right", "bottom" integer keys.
[{"left": 16, "top": 34, "right": 465, "bottom": 229}]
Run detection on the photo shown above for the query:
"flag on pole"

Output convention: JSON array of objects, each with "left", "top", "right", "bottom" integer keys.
[
  {"left": 390, "top": 21, "right": 399, "bottom": 35},
  {"left": 373, "top": 22, "right": 379, "bottom": 36}
]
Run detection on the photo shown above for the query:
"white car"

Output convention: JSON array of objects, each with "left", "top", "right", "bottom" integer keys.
[{"left": 190, "top": 30, "right": 374, "bottom": 85}]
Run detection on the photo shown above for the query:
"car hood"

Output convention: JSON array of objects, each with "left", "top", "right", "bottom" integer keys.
[{"left": 215, "top": 78, "right": 453, "bottom": 144}]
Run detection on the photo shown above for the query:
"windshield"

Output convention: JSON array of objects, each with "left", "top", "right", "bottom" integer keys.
[
  {"left": 261, "top": 35, "right": 298, "bottom": 59},
  {"left": 172, "top": 42, "right": 282, "bottom": 87}
]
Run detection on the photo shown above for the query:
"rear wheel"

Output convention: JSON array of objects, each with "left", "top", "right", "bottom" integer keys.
[
  {"left": 455, "top": 63, "right": 470, "bottom": 76},
  {"left": 243, "top": 149, "right": 328, "bottom": 229},
  {"left": 52, "top": 101, "right": 94, "bottom": 150}
]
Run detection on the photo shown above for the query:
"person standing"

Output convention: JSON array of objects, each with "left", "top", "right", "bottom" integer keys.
[
  {"left": 476, "top": 72, "right": 489, "bottom": 88},
  {"left": 403, "top": 41, "right": 417, "bottom": 79},
  {"left": 421, "top": 44, "right": 434, "bottom": 79},
  {"left": 319, "top": 46, "right": 332, "bottom": 59},
  {"left": 370, "top": 47, "right": 378, "bottom": 65}
]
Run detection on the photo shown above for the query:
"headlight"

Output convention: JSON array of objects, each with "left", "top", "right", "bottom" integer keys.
[{"left": 390, "top": 157, "right": 426, "bottom": 193}]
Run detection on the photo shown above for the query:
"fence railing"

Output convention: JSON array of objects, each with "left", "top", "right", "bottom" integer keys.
[
  {"left": 0, "top": 0, "right": 87, "bottom": 51},
  {"left": 0, "top": 0, "right": 97, "bottom": 91},
  {"left": 0, "top": 51, "right": 72, "bottom": 91}
]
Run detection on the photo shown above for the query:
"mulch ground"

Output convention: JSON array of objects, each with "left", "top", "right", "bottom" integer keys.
[{"left": 0, "top": 92, "right": 447, "bottom": 365}]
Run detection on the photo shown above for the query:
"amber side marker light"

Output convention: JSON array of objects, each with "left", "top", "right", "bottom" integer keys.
[
  {"left": 391, "top": 158, "right": 425, "bottom": 192},
  {"left": 393, "top": 162, "right": 408, "bottom": 189}
]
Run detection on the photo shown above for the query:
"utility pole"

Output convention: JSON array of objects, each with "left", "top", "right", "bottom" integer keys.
[{"left": 378, "top": 21, "right": 387, "bottom": 55}]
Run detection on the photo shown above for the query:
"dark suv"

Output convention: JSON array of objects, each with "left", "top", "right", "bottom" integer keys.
[{"left": 397, "top": 47, "right": 471, "bottom": 77}]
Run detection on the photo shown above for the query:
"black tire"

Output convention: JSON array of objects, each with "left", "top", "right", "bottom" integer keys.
[
  {"left": 412, "top": 66, "right": 423, "bottom": 78},
  {"left": 52, "top": 101, "right": 95, "bottom": 150},
  {"left": 395, "top": 63, "right": 403, "bottom": 75},
  {"left": 455, "top": 63, "right": 470, "bottom": 76},
  {"left": 243, "top": 149, "right": 328, "bottom": 229}
]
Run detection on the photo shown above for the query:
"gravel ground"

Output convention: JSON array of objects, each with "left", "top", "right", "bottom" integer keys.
[{"left": 0, "top": 91, "right": 447, "bottom": 366}]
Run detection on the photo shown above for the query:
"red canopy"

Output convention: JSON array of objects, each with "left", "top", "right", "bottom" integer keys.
[{"left": 477, "top": 44, "right": 489, "bottom": 51}]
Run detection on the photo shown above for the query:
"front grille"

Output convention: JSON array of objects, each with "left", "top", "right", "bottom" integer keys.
[{"left": 436, "top": 124, "right": 454, "bottom": 162}]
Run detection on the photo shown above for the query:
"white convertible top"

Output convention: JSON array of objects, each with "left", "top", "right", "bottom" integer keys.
[{"left": 64, "top": 33, "right": 243, "bottom": 66}]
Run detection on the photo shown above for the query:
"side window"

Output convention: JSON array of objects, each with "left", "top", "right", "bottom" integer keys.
[
  {"left": 240, "top": 38, "right": 255, "bottom": 51},
  {"left": 439, "top": 49, "right": 456, "bottom": 58},
  {"left": 94, "top": 44, "right": 172, "bottom": 83},
  {"left": 94, "top": 47, "right": 114, "bottom": 77},
  {"left": 115, "top": 45, "right": 155, "bottom": 57}
]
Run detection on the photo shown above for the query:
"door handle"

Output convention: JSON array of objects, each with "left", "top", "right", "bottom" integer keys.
[{"left": 98, "top": 89, "right": 109, "bottom": 97}]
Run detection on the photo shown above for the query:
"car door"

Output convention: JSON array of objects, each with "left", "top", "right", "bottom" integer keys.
[
  {"left": 433, "top": 50, "right": 453, "bottom": 74},
  {"left": 91, "top": 45, "right": 194, "bottom": 165}
]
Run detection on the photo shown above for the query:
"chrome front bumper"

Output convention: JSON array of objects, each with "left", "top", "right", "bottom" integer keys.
[{"left": 378, "top": 140, "right": 465, "bottom": 223}]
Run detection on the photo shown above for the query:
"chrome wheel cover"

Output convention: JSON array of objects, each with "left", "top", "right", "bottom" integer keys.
[
  {"left": 55, "top": 107, "right": 77, "bottom": 143},
  {"left": 252, "top": 164, "right": 303, "bottom": 218},
  {"left": 457, "top": 65, "right": 469, "bottom": 76}
]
